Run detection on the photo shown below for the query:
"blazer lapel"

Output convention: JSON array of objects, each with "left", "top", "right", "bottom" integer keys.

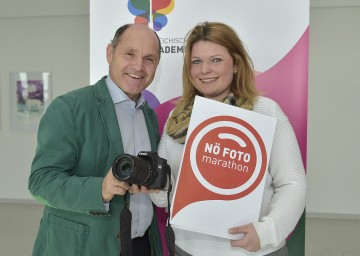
[{"left": 94, "top": 77, "right": 124, "bottom": 157}]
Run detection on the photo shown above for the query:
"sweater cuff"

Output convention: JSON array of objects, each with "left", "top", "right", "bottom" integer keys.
[
  {"left": 253, "top": 217, "right": 280, "bottom": 250},
  {"left": 149, "top": 190, "right": 168, "bottom": 207}
]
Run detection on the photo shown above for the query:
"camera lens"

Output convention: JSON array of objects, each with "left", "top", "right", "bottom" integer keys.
[
  {"left": 116, "top": 157, "right": 133, "bottom": 180},
  {"left": 113, "top": 154, "right": 152, "bottom": 185}
]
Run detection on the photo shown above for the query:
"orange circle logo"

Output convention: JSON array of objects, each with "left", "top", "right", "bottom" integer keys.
[{"left": 187, "top": 116, "right": 267, "bottom": 197}]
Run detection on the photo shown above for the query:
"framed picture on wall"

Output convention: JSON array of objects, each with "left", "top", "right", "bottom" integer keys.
[{"left": 9, "top": 72, "right": 51, "bottom": 132}]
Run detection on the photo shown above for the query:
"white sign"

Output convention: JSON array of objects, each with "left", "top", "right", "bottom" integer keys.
[{"left": 170, "top": 96, "right": 276, "bottom": 239}]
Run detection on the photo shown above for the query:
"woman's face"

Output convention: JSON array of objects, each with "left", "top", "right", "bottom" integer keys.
[{"left": 190, "top": 40, "right": 235, "bottom": 100}]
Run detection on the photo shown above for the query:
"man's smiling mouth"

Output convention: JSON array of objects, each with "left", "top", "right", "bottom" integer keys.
[{"left": 126, "top": 73, "right": 145, "bottom": 79}]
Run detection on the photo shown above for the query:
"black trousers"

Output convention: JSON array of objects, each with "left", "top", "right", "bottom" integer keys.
[{"left": 131, "top": 230, "right": 151, "bottom": 256}]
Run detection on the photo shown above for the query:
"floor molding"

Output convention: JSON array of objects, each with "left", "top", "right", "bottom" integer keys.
[
  {"left": 311, "top": 0, "right": 360, "bottom": 8},
  {"left": 0, "top": 198, "right": 40, "bottom": 205},
  {"left": 306, "top": 212, "right": 360, "bottom": 220}
]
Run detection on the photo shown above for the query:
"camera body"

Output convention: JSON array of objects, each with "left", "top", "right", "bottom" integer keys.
[{"left": 112, "top": 151, "right": 170, "bottom": 190}]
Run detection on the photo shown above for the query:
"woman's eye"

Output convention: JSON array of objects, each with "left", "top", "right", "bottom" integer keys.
[
  {"left": 192, "top": 59, "right": 200, "bottom": 64},
  {"left": 212, "top": 58, "right": 222, "bottom": 63}
]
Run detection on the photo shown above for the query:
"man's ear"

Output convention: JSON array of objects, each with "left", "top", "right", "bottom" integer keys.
[{"left": 106, "top": 44, "right": 113, "bottom": 64}]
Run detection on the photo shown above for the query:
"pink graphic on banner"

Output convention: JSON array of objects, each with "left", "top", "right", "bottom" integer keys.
[{"left": 256, "top": 28, "right": 309, "bottom": 165}]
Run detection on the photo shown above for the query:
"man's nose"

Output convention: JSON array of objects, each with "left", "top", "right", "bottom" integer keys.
[{"left": 132, "top": 57, "right": 144, "bottom": 71}]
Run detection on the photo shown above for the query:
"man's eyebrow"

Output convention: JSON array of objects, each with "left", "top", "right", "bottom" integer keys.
[{"left": 145, "top": 54, "right": 159, "bottom": 61}]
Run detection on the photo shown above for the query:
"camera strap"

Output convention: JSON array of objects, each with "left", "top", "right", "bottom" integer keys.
[
  {"left": 119, "top": 170, "right": 175, "bottom": 256},
  {"left": 165, "top": 169, "right": 176, "bottom": 256},
  {"left": 119, "top": 192, "right": 132, "bottom": 256}
]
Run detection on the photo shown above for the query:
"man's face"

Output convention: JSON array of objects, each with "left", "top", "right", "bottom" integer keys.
[{"left": 106, "top": 25, "right": 160, "bottom": 101}]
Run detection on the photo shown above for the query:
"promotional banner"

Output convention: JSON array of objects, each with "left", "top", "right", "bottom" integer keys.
[
  {"left": 90, "top": 0, "right": 309, "bottom": 254},
  {"left": 90, "top": 0, "right": 308, "bottom": 160},
  {"left": 170, "top": 96, "right": 276, "bottom": 239}
]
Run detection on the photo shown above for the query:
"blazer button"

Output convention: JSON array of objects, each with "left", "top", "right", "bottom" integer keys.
[{"left": 117, "top": 233, "right": 121, "bottom": 239}]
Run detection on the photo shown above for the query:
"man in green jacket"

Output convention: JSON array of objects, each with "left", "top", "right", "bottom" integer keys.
[{"left": 28, "top": 23, "right": 163, "bottom": 256}]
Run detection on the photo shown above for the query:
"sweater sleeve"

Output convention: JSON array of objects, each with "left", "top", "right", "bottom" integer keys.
[
  {"left": 149, "top": 117, "right": 172, "bottom": 207},
  {"left": 149, "top": 112, "right": 181, "bottom": 208},
  {"left": 253, "top": 102, "right": 307, "bottom": 249}
]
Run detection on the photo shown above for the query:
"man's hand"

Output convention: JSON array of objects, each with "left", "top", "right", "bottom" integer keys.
[
  {"left": 228, "top": 223, "right": 261, "bottom": 252},
  {"left": 102, "top": 167, "right": 130, "bottom": 202}
]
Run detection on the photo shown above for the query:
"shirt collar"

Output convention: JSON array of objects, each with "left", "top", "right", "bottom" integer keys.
[{"left": 105, "top": 76, "right": 145, "bottom": 108}]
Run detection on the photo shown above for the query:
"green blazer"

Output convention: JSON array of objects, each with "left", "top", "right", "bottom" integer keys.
[{"left": 28, "top": 77, "right": 163, "bottom": 256}]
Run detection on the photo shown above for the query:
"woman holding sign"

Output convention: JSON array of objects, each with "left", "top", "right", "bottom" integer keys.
[{"left": 150, "top": 22, "right": 306, "bottom": 256}]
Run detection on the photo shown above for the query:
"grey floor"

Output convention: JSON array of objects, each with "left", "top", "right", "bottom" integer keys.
[{"left": 0, "top": 203, "right": 359, "bottom": 256}]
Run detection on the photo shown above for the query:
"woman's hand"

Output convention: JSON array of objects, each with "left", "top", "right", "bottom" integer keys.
[
  {"left": 228, "top": 223, "right": 261, "bottom": 252},
  {"left": 129, "top": 185, "right": 160, "bottom": 194}
]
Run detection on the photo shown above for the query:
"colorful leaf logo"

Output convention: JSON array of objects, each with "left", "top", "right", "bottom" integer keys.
[{"left": 128, "top": 0, "right": 175, "bottom": 31}]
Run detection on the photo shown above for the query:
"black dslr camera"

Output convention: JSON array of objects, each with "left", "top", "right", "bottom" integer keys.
[{"left": 112, "top": 151, "right": 170, "bottom": 190}]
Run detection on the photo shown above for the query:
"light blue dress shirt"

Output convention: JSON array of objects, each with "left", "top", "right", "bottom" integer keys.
[{"left": 106, "top": 76, "right": 154, "bottom": 239}]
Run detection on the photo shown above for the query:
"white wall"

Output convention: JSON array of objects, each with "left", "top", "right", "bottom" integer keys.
[
  {"left": 0, "top": 0, "right": 90, "bottom": 201},
  {"left": 307, "top": 1, "right": 360, "bottom": 218},
  {"left": 0, "top": 0, "right": 359, "bottom": 218}
]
